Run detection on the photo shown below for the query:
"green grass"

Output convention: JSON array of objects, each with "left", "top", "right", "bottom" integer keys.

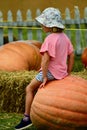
[
  {"left": 0, "top": 112, "right": 37, "bottom": 130},
  {"left": 0, "top": 113, "right": 87, "bottom": 130}
]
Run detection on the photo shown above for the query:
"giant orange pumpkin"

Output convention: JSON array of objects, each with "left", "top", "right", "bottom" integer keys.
[
  {"left": 30, "top": 75, "right": 87, "bottom": 130},
  {"left": 81, "top": 48, "right": 87, "bottom": 67},
  {"left": 26, "top": 40, "right": 42, "bottom": 49},
  {"left": 0, "top": 40, "right": 42, "bottom": 71}
]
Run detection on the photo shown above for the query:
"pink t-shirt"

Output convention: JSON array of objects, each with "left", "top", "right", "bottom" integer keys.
[{"left": 40, "top": 33, "right": 74, "bottom": 79}]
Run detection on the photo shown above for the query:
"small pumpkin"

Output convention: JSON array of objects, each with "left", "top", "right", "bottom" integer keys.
[
  {"left": 30, "top": 75, "right": 87, "bottom": 130},
  {"left": 81, "top": 48, "right": 87, "bottom": 67},
  {"left": 0, "top": 40, "right": 42, "bottom": 71}
]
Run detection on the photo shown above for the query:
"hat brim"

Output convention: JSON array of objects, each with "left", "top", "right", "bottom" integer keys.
[{"left": 35, "top": 16, "right": 65, "bottom": 29}]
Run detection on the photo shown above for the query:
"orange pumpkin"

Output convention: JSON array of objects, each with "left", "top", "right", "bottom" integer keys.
[
  {"left": 81, "top": 48, "right": 87, "bottom": 67},
  {"left": 30, "top": 75, "right": 87, "bottom": 130},
  {"left": 26, "top": 40, "right": 42, "bottom": 49},
  {"left": 0, "top": 40, "right": 42, "bottom": 71}
]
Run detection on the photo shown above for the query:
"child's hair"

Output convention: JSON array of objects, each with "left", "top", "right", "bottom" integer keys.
[{"left": 52, "top": 27, "right": 64, "bottom": 33}]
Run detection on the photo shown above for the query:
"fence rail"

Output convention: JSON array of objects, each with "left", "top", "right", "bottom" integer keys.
[{"left": 0, "top": 6, "right": 87, "bottom": 55}]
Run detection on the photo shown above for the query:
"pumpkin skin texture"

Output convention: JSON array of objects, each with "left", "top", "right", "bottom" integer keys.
[
  {"left": 26, "top": 40, "right": 42, "bottom": 49},
  {"left": 30, "top": 75, "right": 87, "bottom": 130},
  {"left": 81, "top": 48, "right": 87, "bottom": 67},
  {"left": 0, "top": 40, "right": 42, "bottom": 71}
]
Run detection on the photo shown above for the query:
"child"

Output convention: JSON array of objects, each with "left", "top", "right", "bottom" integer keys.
[{"left": 15, "top": 7, "right": 74, "bottom": 130}]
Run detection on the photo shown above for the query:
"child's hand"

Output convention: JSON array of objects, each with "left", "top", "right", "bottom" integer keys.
[{"left": 39, "top": 77, "right": 48, "bottom": 88}]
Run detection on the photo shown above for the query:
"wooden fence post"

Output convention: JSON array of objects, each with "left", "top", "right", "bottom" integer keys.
[
  {"left": 84, "top": 7, "right": 87, "bottom": 48},
  {"left": 36, "top": 9, "right": 42, "bottom": 42},
  {"left": 0, "top": 11, "right": 3, "bottom": 46},
  {"left": 7, "top": 10, "right": 14, "bottom": 42},
  {"left": 74, "top": 6, "right": 82, "bottom": 55},
  {"left": 26, "top": 9, "right": 33, "bottom": 40},
  {"left": 17, "top": 10, "right": 23, "bottom": 40},
  {"left": 65, "top": 8, "right": 71, "bottom": 39}
]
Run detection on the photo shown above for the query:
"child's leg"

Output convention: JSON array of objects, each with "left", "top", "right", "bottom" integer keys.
[
  {"left": 15, "top": 71, "right": 55, "bottom": 130},
  {"left": 15, "top": 78, "right": 42, "bottom": 130},
  {"left": 24, "top": 78, "right": 42, "bottom": 116}
]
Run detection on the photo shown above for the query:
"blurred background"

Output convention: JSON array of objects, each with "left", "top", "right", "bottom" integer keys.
[{"left": 0, "top": 0, "right": 87, "bottom": 20}]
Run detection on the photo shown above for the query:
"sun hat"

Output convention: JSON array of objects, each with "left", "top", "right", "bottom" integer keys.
[{"left": 35, "top": 7, "right": 65, "bottom": 29}]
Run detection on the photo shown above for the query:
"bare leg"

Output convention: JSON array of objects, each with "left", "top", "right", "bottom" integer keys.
[
  {"left": 25, "top": 78, "right": 42, "bottom": 115},
  {"left": 14, "top": 78, "right": 42, "bottom": 129}
]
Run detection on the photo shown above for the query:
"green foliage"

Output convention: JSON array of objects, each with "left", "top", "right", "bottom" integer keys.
[{"left": 72, "top": 55, "right": 84, "bottom": 72}]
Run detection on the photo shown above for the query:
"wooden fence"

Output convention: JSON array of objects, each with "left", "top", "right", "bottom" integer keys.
[{"left": 0, "top": 6, "right": 87, "bottom": 55}]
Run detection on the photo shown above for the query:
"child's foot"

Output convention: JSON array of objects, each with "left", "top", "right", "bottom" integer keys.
[{"left": 15, "top": 118, "right": 32, "bottom": 130}]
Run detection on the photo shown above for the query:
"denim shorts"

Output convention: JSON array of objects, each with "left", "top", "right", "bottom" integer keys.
[{"left": 35, "top": 70, "right": 55, "bottom": 82}]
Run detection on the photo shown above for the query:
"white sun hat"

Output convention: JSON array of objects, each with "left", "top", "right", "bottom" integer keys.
[{"left": 35, "top": 7, "right": 65, "bottom": 29}]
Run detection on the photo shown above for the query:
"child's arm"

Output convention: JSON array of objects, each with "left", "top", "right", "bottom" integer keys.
[
  {"left": 40, "top": 51, "right": 50, "bottom": 88},
  {"left": 67, "top": 52, "right": 74, "bottom": 75}
]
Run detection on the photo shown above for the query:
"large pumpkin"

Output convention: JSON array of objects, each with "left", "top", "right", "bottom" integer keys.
[
  {"left": 30, "top": 75, "right": 87, "bottom": 130},
  {"left": 0, "top": 40, "right": 42, "bottom": 71},
  {"left": 81, "top": 48, "right": 87, "bottom": 67},
  {"left": 26, "top": 40, "right": 42, "bottom": 49}
]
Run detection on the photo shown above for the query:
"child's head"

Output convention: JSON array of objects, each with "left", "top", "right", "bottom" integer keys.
[{"left": 35, "top": 7, "right": 65, "bottom": 33}]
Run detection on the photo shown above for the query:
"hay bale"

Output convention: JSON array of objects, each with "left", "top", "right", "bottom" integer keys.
[
  {"left": 0, "top": 70, "right": 37, "bottom": 113},
  {"left": 0, "top": 70, "right": 87, "bottom": 113},
  {"left": 72, "top": 70, "right": 87, "bottom": 80}
]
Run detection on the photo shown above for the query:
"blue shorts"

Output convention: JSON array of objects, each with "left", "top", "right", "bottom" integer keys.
[{"left": 35, "top": 70, "right": 55, "bottom": 82}]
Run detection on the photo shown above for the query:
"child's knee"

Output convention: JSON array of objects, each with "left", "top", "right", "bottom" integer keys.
[
  {"left": 26, "top": 84, "right": 35, "bottom": 94},
  {"left": 26, "top": 85, "right": 31, "bottom": 93}
]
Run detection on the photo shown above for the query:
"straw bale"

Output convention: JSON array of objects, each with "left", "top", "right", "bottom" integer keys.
[
  {"left": 72, "top": 69, "right": 87, "bottom": 80},
  {"left": 0, "top": 69, "right": 87, "bottom": 113},
  {"left": 0, "top": 70, "right": 37, "bottom": 113}
]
